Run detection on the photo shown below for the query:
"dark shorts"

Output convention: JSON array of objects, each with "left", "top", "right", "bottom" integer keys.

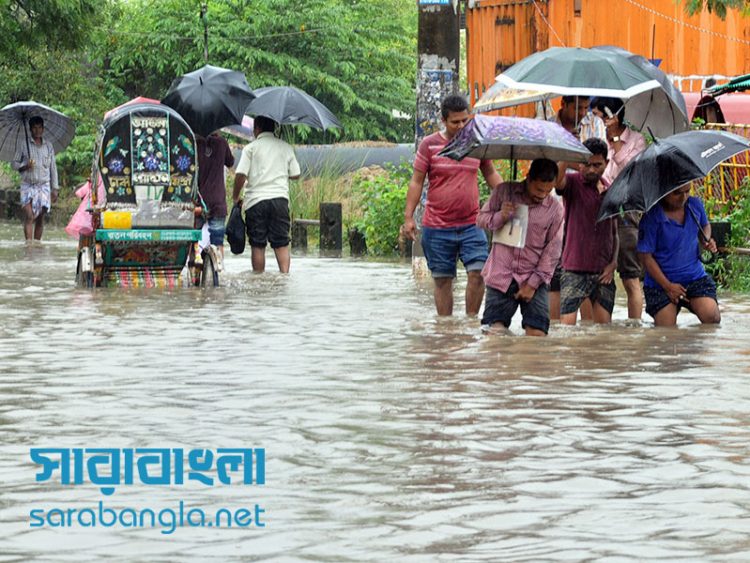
[
  {"left": 617, "top": 224, "right": 642, "bottom": 280},
  {"left": 421, "top": 224, "right": 488, "bottom": 278},
  {"left": 481, "top": 281, "right": 550, "bottom": 334},
  {"left": 560, "top": 270, "right": 616, "bottom": 315},
  {"left": 644, "top": 275, "right": 718, "bottom": 318},
  {"left": 550, "top": 262, "right": 563, "bottom": 292},
  {"left": 245, "top": 198, "right": 290, "bottom": 249}
]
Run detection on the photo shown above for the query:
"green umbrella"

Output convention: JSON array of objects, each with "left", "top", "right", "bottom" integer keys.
[
  {"left": 496, "top": 47, "right": 661, "bottom": 100},
  {"left": 592, "top": 45, "right": 689, "bottom": 137},
  {"left": 708, "top": 73, "right": 750, "bottom": 96}
]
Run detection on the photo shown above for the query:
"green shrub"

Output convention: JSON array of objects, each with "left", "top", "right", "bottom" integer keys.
[
  {"left": 351, "top": 163, "right": 411, "bottom": 256},
  {"left": 349, "top": 159, "right": 513, "bottom": 256},
  {"left": 706, "top": 254, "right": 750, "bottom": 292},
  {"left": 704, "top": 175, "right": 750, "bottom": 291}
]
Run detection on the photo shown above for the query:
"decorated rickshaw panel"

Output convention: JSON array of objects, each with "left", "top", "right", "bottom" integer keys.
[{"left": 98, "top": 105, "right": 197, "bottom": 209}]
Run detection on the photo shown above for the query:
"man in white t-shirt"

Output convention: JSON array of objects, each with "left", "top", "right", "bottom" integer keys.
[{"left": 232, "top": 116, "right": 301, "bottom": 273}]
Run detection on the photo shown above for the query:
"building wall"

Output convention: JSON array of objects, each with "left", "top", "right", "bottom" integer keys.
[{"left": 466, "top": 0, "right": 750, "bottom": 104}]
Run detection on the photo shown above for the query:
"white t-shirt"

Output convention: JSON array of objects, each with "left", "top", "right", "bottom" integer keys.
[{"left": 235, "top": 132, "right": 301, "bottom": 212}]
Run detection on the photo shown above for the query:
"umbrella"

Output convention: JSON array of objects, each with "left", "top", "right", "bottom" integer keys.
[
  {"left": 495, "top": 47, "right": 661, "bottom": 100},
  {"left": 708, "top": 73, "right": 750, "bottom": 96},
  {"left": 592, "top": 46, "right": 688, "bottom": 137},
  {"left": 245, "top": 86, "right": 342, "bottom": 130},
  {"left": 438, "top": 114, "right": 592, "bottom": 163},
  {"left": 162, "top": 64, "right": 255, "bottom": 137},
  {"left": 473, "top": 82, "right": 553, "bottom": 113},
  {"left": 104, "top": 96, "right": 162, "bottom": 119},
  {"left": 0, "top": 101, "right": 75, "bottom": 162},
  {"left": 597, "top": 130, "right": 750, "bottom": 221},
  {"left": 221, "top": 115, "right": 255, "bottom": 142}
]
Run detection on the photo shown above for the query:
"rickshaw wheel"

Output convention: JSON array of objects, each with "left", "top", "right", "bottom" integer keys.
[
  {"left": 75, "top": 252, "right": 94, "bottom": 288},
  {"left": 200, "top": 252, "right": 219, "bottom": 287}
]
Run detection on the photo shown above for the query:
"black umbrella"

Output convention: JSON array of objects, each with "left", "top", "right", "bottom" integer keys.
[
  {"left": 245, "top": 86, "right": 342, "bottom": 131},
  {"left": 162, "top": 65, "right": 255, "bottom": 137},
  {"left": 597, "top": 130, "right": 750, "bottom": 222},
  {"left": 592, "top": 46, "right": 689, "bottom": 137},
  {"left": 0, "top": 101, "right": 75, "bottom": 162}
]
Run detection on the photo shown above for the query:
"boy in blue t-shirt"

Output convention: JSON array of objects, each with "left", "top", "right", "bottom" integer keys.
[{"left": 636, "top": 186, "right": 721, "bottom": 326}]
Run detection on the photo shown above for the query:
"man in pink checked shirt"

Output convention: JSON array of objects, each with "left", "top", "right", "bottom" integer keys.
[{"left": 477, "top": 159, "right": 564, "bottom": 336}]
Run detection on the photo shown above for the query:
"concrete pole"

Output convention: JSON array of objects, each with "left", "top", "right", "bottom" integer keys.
[
  {"left": 320, "top": 202, "right": 343, "bottom": 258},
  {"left": 413, "top": 0, "right": 461, "bottom": 276}
]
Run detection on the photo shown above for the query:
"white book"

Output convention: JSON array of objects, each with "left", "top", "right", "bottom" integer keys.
[{"left": 492, "top": 203, "right": 528, "bottom": 249}]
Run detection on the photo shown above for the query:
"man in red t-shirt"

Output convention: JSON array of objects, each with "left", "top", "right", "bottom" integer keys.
[{"left": 402, "top": 95, "right": 502, "bottom": 316}]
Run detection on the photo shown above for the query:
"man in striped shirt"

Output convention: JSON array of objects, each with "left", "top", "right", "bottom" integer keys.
[
  {"left": 477, "top": 159, "right": 564, "bottom": 335},
  {"left": 13, "top": 116, "right": 58, "bottom": 241}
]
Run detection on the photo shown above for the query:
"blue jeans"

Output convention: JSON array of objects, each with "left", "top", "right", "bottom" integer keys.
[
  {"left": 421, "top": 224, "right": 488, "bottom": 278},
  {"left": 482, "top": 282, "right": 551, "bottom": 334},
  {"left": 207, "top": 217, "right": 226, "bottom": 246}
]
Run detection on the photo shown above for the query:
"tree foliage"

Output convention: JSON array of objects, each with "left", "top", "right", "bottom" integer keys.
[
  {"left": 0, "top": 1, "right": 123, "bottom": 187},
  {"left": 98, "top": 0, "right": 417, "bottom": 142},
  {"left": 0, "top": 0, "right": 418, "bottom": 187},
  {"left": 682, "top": 0, "right": 750, "bottom": 18},
  {"left": 0, "top": 0, "right": 110, "bottom": 58}
]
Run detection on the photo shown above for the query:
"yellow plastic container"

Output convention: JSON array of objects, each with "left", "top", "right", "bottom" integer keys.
[{"left": 101, "top": 211, "right": 133, "bottom": 229}]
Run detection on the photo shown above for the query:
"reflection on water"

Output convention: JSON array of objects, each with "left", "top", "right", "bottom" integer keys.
[{"left": 1, "top": 223, "right": 749, "bottom": 561}]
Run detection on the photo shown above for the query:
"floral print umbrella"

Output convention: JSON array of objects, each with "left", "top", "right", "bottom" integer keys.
[{"left": 439, "top": 114, "right": 591, "bottom": 162}]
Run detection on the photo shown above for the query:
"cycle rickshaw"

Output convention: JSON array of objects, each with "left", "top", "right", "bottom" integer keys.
[{"left": 75, "top": 100, "right": 221, "bottom": 288}]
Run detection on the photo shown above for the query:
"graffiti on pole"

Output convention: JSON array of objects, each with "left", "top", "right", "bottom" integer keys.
[{"left": 416, "top": 69, "right": 456, "bottom": 141}]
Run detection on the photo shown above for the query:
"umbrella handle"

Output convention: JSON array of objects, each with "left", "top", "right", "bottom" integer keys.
[
  {"left": 686, "top": 202, "right": 717, "bottom": 265},
  {"left": 23, "top": 114, "right": 30, "bottom": 162},
  {"left": 686, "top": 202, "right": 709, "bottom": 243}
]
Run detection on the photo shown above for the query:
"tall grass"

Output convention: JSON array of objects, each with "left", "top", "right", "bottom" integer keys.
[{"left": 288, "top": 154, "right": 367, "bottom": 228}]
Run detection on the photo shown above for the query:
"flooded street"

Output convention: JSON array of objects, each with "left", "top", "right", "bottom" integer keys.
[{"left": 1, "top": 222, "right": 749, "bottom": 561}]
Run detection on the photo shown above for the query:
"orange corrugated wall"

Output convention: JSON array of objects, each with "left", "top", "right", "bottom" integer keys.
[{"left": 467, "top": 0, "right": 750, "bottom": 105}]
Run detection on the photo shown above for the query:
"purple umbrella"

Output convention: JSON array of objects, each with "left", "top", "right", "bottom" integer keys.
[{"left": 439, "top": 114, "right": 591, "bottom": 163}]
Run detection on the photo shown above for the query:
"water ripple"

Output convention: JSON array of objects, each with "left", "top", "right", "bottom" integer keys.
[{"left": 0, "top": 224, "right": 749, "bottom": 560}]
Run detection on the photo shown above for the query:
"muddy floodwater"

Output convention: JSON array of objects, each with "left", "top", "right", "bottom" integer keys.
[{"left": 1, "top": 223, "right": 749, "bottom": 561}]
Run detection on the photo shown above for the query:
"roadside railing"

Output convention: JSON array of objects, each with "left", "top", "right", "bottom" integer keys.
[{"left": 698, "top": 123, "right": 750, "bottom": 206}]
